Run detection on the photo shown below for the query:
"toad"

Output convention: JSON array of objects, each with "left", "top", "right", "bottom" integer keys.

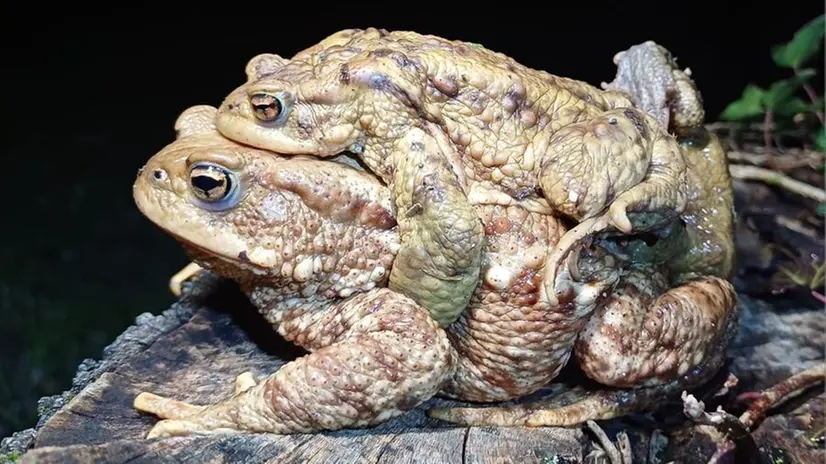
[
  {"left": 131, "top": 105, "right": 737, "bottom": 437},
  {"left": 214, "top": 29, "right": 695, "bottom": 318}
]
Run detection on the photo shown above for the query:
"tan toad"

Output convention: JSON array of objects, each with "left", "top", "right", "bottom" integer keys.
[
  {"left": 130, "top": 105, "right": 737, "bottom": 437},
  {"left": 214, "top": 29, "right": 701, "bottom": 321}
]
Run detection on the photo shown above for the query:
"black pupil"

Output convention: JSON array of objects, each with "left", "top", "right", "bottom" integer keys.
[
  {"left": 192, "top": 172, "right": 229, "bottom": 199},
  {"left": 255, "top": 97, "right": 281, "bottom": 114}
]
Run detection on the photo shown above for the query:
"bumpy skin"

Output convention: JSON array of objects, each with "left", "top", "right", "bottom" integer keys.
[
  {"left": 133, "top": 106, "right": 455, "bottom": 436},
  {"left": 132, "top": 105, "right": 736, "bottom": 436},
  {"left": 424, "top": 41, "right": 740, "bottom": 427},
  {"left": 214, "top": 28, "right": 692, "bottom": 317}
]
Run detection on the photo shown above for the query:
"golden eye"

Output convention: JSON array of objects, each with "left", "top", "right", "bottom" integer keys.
[
  {"left": 188, "top": 163, "right": 238, "bottom": 208},
  {"left": 250, "top": 92, "right": 284, "bottom": 122}
]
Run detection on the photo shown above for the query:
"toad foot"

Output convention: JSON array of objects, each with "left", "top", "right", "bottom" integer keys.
[{"left": 168, "top": 262, "right": 204, "bottom": 297}]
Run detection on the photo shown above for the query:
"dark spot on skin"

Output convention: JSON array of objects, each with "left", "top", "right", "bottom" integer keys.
[
  {"left": 297, "top": 114, "right": 313, "bottom": 137},
  {"left": 371, "top": 48, "right": 394, "bottom": 58},
  {"left": 410, "top": 141, "right": 424, "bottom": 152},
  {"left": 238, "top": 251, "right": 250, "bottom": 263},
  {"left": 370, "top": 49, "right": 411, "bottom": 69},
  {"left": 460, "top": 74, "right": 469, "bottom": 83},
  {"left": 430, "top": 75, "right": 459, "bottom": 98},
  {"left": 623, "top": 109, "right": 647, "bottom": 138},
  {"left": 608, "top": 117, "right": 618, "bottom": 125},
  {"left": 514, "top": 188, "right": 535, "bottom": 201},
  {"left": 484, "top": 217, "right": 512, "bottom": 236},
  {"left": 370, "top": 299, "right": 383, "bottom": 313},
  {"left": 555, "top": 288, "right": 576, "bottom": 309},
  {"left": 414, "top": 174, "right": 447, "bottom": 206},
  {"left": 339, "top": 63, "right": 350, "bottom": 84},
  {"left": 511, "top": 270, "right": 541, "bottom": 306}
]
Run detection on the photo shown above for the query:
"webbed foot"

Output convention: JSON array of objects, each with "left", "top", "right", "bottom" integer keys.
[{"left": 135, "top": 371, "right": 259, "bottom": 438}]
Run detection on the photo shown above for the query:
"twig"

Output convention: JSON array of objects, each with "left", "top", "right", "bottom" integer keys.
[
  {"left": 727, "top": 150, "right": 825, "bottom": 170},
  {"left": 681, "top": 392, "right": 760, "bottom": 463},
  {"left": 795, "top": 66, "right": 825, "bottom": 125},
  {"left": 774, "top": 215, "right": 822, "bottom": 240},
  {"left": 729, "top": 164, "right": 826, "bottom": 202},
  {"left": 763, "top": 109, "right": 774, "bottom": 155},
  {"left": 617, "top": 432, "right": 632, "bottom": 464},
  {"left": 586, "top": 420, "right": 624, "bottom": 464},
  {"left": 706, "top": 121, "right": 779, "bottom": 133},
  {"left": 738, "top": 361, "right": 826, "bottom": 429}
]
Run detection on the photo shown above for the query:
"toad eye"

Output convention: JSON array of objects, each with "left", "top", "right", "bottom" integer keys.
[
  {"left": 188, "top": 163, "right": 241, "bottom": 211},
  {"left": 250, "top": 92, "right": 285, "bottom": 122}
]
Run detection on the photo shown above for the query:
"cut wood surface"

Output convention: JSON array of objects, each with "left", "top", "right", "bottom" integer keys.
[{"left": 3, "top": 179, "right": 824, "bottom": 464}]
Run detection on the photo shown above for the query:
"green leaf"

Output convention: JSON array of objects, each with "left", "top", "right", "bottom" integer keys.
[
  {"left": 774, "top": 96, "right": 821, "bottom": 116},
  {"left": 772, "top": 14, "right": 825, "bottom": 68},
  {"left": 815, "top": 126, "right": 826, "bottom": 152},
  {"left": 720, "top": 85, "right": 767, "bottom": 120},
  {"left": 765, "top": 79, "right": 799, "bottom": 108}
]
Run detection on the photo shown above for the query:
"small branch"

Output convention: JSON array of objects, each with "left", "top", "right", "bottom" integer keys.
[
  {"left": 727, "top": 149, "right": 825, "bottom": 170},
  {"left": 774, "top": 215, "right": 822, "bottom": 240},
  {"left": 763, "top": 109, "right": 774, "bottom": 155},
  {"left": 585, "top": 420, "right": 624, "bottom": 464},
  {"left": 738, "top": 361, "right": 826, "bottom": 429},
  {"left": 681, "top": 392, "right": 760, "bottom": 463},
  {"left": 794, "top": 66, "right": 825, "bottom": 125},
  {"left": 706, "top": 121, "right": 778, "bottom": 132},
  {"left": 729, "top": 164, "right": 826, "bottom": 202}
]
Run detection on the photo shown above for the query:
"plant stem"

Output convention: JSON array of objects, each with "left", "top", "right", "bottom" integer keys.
[
  {"left": 728, "top": 164, "right": 826, "bottom": 202},
  {"left": 763, "top": 109, "right": 774, "bottom": 155},
  {"left": 795, "top": 66, "right": 825, "bottom": 125}
]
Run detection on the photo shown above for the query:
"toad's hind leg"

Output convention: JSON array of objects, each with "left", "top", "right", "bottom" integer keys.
[
  {"left": 134, "top": 289, "right": 456, "bottom": 437},
  {"left": 537, "top": 108, "right": 689, "bottom": 307},
  {"left": 388, "top": 127, "right": 485, "bottom": 328},
  {"left": 429, "top": 269, "right": 737, "bottom": 427}
]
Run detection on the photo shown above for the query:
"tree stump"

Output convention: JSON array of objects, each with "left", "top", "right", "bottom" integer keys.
[{"left": 3, "top": 180, "right": 824, "bottom": 464}]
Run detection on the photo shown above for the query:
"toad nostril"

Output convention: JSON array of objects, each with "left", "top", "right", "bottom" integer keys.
[{"left": 153, "top": 169, "right": 167, "bottom": 181}]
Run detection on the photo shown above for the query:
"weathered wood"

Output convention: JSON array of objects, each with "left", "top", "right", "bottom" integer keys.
[
  {"left": 3, "top": 179, "right": 824, "bottom": 464},
  {"left": 10, "top": 275, "right": 588, "bottom": 463}
]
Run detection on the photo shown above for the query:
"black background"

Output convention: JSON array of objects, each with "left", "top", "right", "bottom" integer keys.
[{"left": 0, "top": 6, "right": 822, "bottom": 436}]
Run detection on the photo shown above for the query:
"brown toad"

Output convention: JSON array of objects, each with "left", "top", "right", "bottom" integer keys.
[
  {"left": 130, "top": 105, "right": 737, "bottom": 437},
  {"left": 214, "top": 29, "right": 696, "bottom": 320}
]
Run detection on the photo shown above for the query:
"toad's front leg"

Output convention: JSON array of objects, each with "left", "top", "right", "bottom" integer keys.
[
  {"left": 430, "top": 266, "right": 737, "bottom": 427},
  {"left": 387, "top": 127, "right": 485, "bottom": 328},
  {"left": 134, "top": 288, "right": 456, "bottom": 437}
]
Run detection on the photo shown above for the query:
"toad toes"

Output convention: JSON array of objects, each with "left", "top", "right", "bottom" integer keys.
[
  {"left": 215, "top": 28, "right": 692, "bottom": 314},
  {"left": 131, "top": 105, "right": 737, "bottom": 437}
]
